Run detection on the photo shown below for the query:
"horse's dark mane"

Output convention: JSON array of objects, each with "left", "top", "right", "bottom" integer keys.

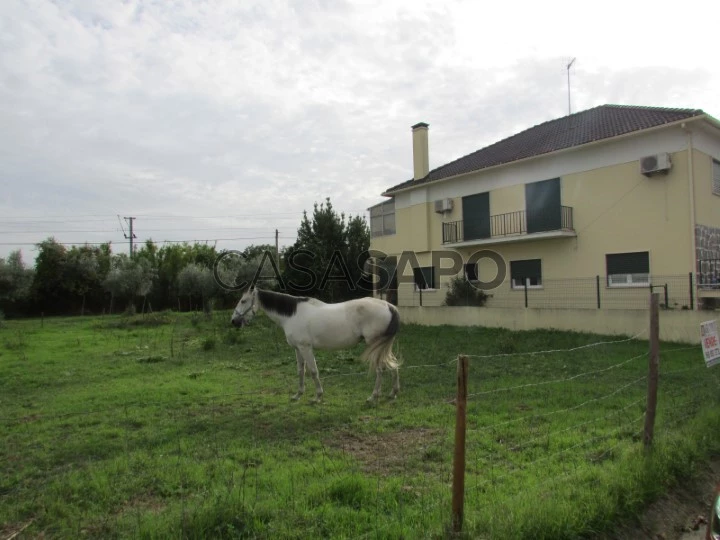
[{"left": 256, "top": 289, "right": 309, "bottom": 318}]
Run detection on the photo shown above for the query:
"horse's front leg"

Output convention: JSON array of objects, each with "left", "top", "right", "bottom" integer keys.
[
  {"left": 300, "top": 346, "right": 324, "bottom": 403},
  {"left": 291, "top": 348, "right": 305, "bottom": 401}
]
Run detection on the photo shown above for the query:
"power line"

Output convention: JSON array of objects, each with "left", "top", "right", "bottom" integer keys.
[
  {"left": 0, "top": 210, "right": 370, "bottom": 221},
  {"left": 0, "top": 226, "right": 298, "bottom": 234},
  {"left": 0, "top": 236, "right": 295, "bottom": 247}
]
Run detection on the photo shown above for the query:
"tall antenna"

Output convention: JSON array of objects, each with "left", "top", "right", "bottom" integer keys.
[{"left": 566, "top": 57, "right": 576, "bottom": 115}]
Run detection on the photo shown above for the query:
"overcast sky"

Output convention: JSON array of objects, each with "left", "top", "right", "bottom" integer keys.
[{"left": 2, "top": 0, "right": 719, "bottom": 261}]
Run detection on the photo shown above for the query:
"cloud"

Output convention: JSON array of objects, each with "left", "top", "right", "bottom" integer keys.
[{"left": 1, "top": 0, "right": 719, "bottom": 259}]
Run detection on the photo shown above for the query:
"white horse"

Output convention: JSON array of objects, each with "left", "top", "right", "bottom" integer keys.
[{"left": 231, "top": 288, "right": 400, "bottom": 403}]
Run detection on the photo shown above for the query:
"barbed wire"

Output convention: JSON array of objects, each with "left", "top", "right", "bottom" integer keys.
[
  {"left": 466, "top": 352, "right": 646, "bottom": 399},
  {"left": 473, "top": 412, "right": 646, "bottom": 491},
  {"left": 480, "top": 425, "right": 645, "bottom": 510},
  {"left": 468, "top": 375, "right": 647, "bottom": 434},
  {"left": 501, "top": 396, "right": 646, "bottom": 454},
  {"left": 461, "top": 328, "right": 647, "bottom": 361}
]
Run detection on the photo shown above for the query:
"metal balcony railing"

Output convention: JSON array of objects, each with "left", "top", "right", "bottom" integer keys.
[{"left": 442, "top": 206, "right": 574, "bottom": 244}]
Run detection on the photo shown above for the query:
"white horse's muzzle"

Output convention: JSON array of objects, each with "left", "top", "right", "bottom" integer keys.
[{"left": 231, "top": 307, "right": 254, "bottom": 328}]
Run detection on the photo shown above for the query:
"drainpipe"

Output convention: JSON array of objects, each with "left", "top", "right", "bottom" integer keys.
[{"left": 682, "top": 122, "right": 698, "bottom": 310}]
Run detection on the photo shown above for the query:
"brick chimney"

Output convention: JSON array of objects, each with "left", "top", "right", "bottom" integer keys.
[{"left": 412, "top": 122, "right": 429, "bottom": 181}]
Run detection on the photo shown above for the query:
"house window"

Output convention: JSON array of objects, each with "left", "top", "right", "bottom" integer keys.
[
  {"left": 370, "top": 200, "right": 396, "bottom": 237},
  {"left": 413, "top": 266, "right": 436, "bottom": 290},
  {"left": 464, "top": 263, "right": 478, "bottom": 281},
  {"left": 606, "top": 252, "right": 650, "bottom": 287},
  {"left": 713, "top": 159, "right": 720, "bottom": 196},
  {"left": 510, "top": 259, "right": 542, "bottom": 289}
]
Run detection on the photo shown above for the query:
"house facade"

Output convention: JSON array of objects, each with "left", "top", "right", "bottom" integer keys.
[{"left": 369, "top": 105, "right": 720, "bottom": 310}]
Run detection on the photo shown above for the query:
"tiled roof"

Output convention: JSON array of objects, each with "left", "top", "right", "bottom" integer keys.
[{"left": 384, "top": 105, "right": 705, "bottom": 194}]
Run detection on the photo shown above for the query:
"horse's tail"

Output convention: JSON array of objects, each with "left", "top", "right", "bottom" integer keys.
[{"left": 361, "top": 305, "right": 400, "bottom": 372}]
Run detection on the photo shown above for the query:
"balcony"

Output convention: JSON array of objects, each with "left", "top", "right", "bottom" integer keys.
[{"left": 442, "top": 206, "right": 575, "bottom": 246}]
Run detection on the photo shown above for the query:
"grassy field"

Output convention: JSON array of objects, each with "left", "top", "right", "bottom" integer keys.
[{"left": 1, "top": 310, "right": 719, "bottom": 539}]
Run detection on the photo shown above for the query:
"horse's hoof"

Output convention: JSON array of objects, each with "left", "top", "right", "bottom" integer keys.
[
  {"left": 388, "top": 393, "right": 398, "bottom": 400},
  {"left": 366, "top": 395, "right": 378, "bottom": 405},
  {"left": 291, "top": 393, "right": 303, "bottom": 401}
]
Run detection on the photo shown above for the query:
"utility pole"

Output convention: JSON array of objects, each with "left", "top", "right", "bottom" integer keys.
[
  {"left": 275, "top": 229, "right": 279, "bottom": 264},
  {"left": 567, "top": 57, "right": 576, "bottom": 115},
  {"left": 124, "top": 217, "right": 137, "bottom": 257}
]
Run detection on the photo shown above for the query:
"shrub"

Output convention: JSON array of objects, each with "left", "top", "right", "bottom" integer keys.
[{"left": 444, "top": 276, "right": 488, "bottom": 307}]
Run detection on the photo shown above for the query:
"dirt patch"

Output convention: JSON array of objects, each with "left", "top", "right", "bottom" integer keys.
[
  {"left": 114, "top": 494, "right": 167, "bottom": 517},
  {"left": 595, "top": 456, "right": 720, "bottom": 540},
  {"left": 0, "top": 519, "right": 34, "bottom": 540},
  {"left": 327, "top": 428, "right": 443, "bottom": 475}
]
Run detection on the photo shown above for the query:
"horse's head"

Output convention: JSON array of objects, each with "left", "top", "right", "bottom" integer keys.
[{"left": 231, "top": 287, "right": 257, "bottom": 328}]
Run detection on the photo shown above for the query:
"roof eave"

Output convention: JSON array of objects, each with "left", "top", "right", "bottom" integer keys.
[{"left": 382, "top": 115, "right": 711, "bottom": 197}]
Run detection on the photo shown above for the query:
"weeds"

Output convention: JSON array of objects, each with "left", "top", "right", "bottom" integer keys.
[
  {"left": 201, "top": 336, "right": 216, "bottom": 351},
  {"left": 0, "top": 313, "right": 717, "bottom": 539}
]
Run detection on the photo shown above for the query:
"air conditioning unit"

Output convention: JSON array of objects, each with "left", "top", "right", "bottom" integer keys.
[
  {"left": 434, "top": 198, "right": 453, "bottom": 213},
  {"left": 640, "top": 153, "right": 672, "bottom": 176}
]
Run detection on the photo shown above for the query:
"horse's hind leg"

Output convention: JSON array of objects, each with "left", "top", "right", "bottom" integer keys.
[
  {"left": 291, "top": 348, "right": 305, "bottom": 401},
  {"left": 367, "top": 367, "right": 382, "bottom": 404},
  {"left": 389, "top": 367, "right": 400, "bottom": 399}
]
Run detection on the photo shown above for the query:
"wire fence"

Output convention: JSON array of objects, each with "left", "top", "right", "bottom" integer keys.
[
  {"left": 392, "top": 273, "right": 718, "bottom": 311},
  {"left": 1, "top": 311, "right": 719, "bottom": 539}
]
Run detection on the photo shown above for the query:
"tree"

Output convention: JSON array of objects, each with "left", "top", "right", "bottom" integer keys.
[
  {"left": 32, "top": 238, "right": 69, "bottom": 312},
  {"left": 103, "top": 255, "right": 155, "bottom": 314},
  {"left": 149, "top": 243, "right": 222, "bottom": 311},
  {"left": 64, "top": 246, "right": 101, "bottom": 316},
  {"left": 0, "top": 250, "right": 34, "bottom": 316},
  {"left": 345, "top": 214, "right": 372, "bottom": 299},
  {"left": 178, "top": 263, "right": 217, "bottom": 315},
  {"left": 282, "top": 198, "right": 370, "bottom": 302}
]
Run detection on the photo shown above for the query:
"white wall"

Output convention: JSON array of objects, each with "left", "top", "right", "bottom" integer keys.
[
  {"left": 393, "top": 126, "right": 692, "bottom": 210},
  {"left": 398, "top": 306, "right": 714, "bottom": 344}
]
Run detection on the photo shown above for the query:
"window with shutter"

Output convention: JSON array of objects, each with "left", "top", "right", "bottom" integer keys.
[
  {"left": 606, "top": 252, "right": 650, "bottom": 287},
  {"left": 413, "top": 266, "right": 436, "bottom": 290},
  {"left": 510, "top": 259, "right": 542, "bottom": 289}
]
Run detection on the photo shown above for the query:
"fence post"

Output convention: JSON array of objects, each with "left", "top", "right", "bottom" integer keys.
[
  {"left": 689, "top": 272, "right": 694, "bottom": 310},
  {"left": 663, "top": 284, "right": 669, "bottom": 310},
  {"left": 596, "top": 275, "right": 601, "bottom": 309},
  {"left": 644, "top": 292, "right": 660, "bottom": 450},
  {"left": 452, "top": 355, "right": 469, "bottom": 534},
  {"left": 524, "top": 280, "right": 528, "bottom": 308},
  {"left": 419, "top": 287, "right": 423, "bottom": 307}
]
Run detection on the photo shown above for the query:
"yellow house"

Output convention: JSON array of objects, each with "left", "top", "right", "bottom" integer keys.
[{"left": 369, "top": 105, "right": 720, "bottom": 311}]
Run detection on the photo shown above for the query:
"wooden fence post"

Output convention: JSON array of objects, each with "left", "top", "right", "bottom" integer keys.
[
  {"left": 644, "top": 292, "right": 660, "bottom": 449},
  {"left": 452, "top": 355, "right": 469, "bottom": 534}
]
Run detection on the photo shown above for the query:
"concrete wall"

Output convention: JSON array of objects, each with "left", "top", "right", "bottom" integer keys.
[{"left": 398, "top": 305, "right": 715, "bottom": 344}]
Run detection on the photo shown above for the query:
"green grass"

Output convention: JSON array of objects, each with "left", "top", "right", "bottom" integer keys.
[{"left": 1, "top": 311, "right": 719, "bottom": 539}]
